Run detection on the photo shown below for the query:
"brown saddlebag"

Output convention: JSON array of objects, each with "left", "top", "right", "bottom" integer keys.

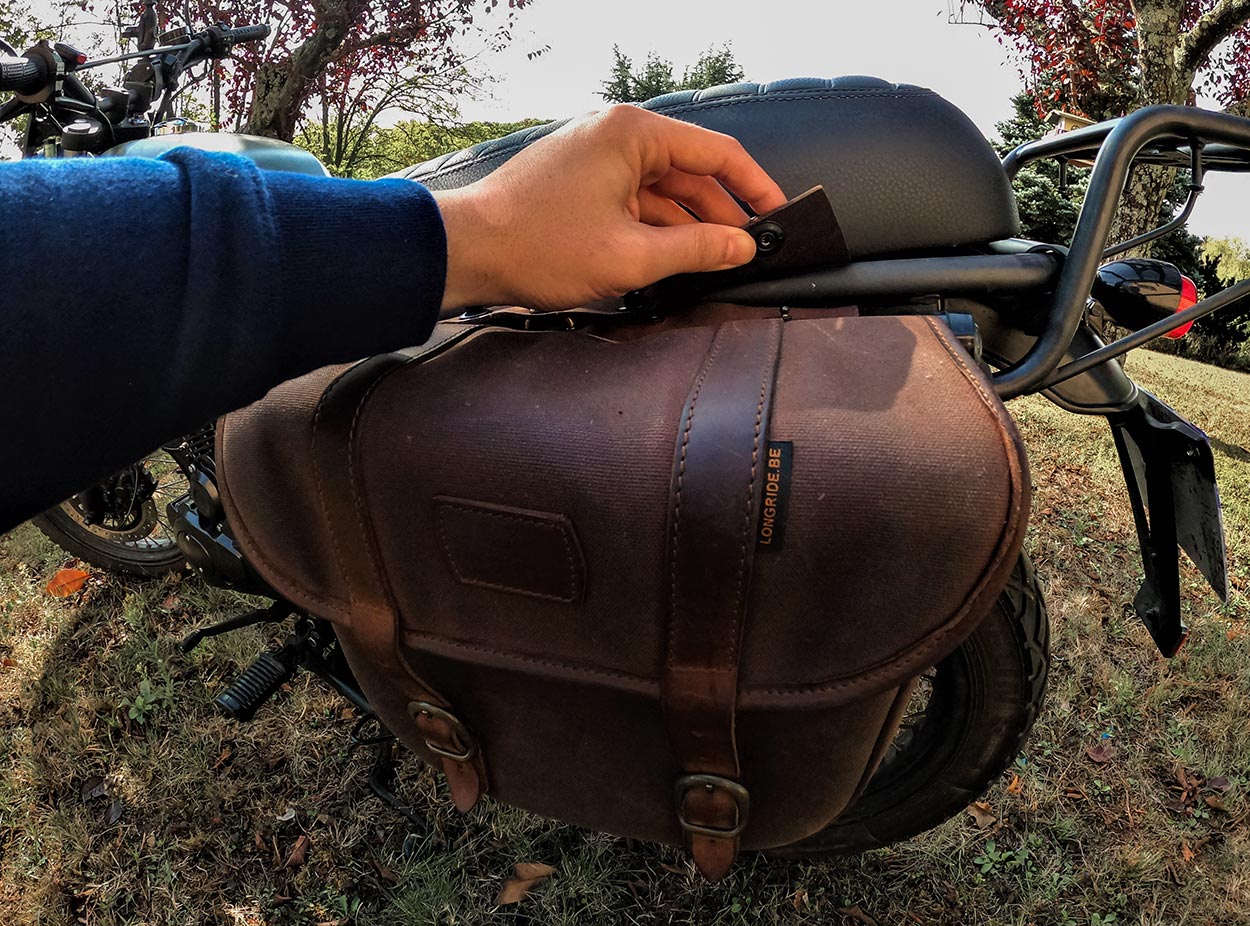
[{"left": 216, "top": 309, "right": 1029, "bottom": 879}]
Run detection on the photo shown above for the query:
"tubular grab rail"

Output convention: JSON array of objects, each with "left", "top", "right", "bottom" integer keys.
[{"left": 993, "top": 105, "right": 1250, "bottom": 399}]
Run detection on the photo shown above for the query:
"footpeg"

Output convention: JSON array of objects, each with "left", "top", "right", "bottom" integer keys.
[
  {"left": 215, "top": 649, "right": 298, "bottom": 721},
  {"left": 213, "top": 619, "right": 336, "bottom": 721}
]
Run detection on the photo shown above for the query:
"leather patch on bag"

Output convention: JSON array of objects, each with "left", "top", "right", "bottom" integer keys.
[
  {"left": 433, "top": 497, "right": 586, "bottom": 603},
  {"left": 756, "top": 441, "right": 792, "bottom": 552}
]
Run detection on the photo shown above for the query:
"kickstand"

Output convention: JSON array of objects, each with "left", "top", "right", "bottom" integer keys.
[
  {"left": 180, "top": 600, "right": 290, "bottom": 653},
  {"left": 367, "top": 740, "right": 429, "bottom": 832}
]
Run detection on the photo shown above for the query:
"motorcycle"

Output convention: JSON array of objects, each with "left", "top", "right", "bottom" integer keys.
[
  {"left": 0, "top": 15, "right": 321, "bottom": 576},
  {"left": 4, "top": 69, "right": 1246, "bottom": 859}
]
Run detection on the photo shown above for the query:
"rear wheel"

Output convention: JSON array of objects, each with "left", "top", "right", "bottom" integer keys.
[
  {"left": 32, "top": 451, "right": 190, "bottom": 577},
  {"left": 772, "top": 553, "right": 1049, "bottom": 857}
]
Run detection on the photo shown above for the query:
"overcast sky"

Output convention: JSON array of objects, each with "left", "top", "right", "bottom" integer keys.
[{"left": 16, "top": 0, "right": 1250, "bottom": 239}]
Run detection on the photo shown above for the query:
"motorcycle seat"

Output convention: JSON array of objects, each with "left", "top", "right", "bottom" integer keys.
[{"left": 393, "top": 76, "right": 1020, "bottom": 261}]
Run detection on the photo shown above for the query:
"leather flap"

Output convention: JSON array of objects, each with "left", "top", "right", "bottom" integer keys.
[{"left": 218, "top": 312, "right": 1028, "bottom": 710}]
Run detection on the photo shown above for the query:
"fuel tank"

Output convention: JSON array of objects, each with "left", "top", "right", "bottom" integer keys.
[{"left": 103, "top": 131, "right": 328, "bottom": 177}]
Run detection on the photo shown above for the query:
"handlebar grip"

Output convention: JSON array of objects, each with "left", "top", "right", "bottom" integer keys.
[
  {"left": 225, "top": 24, "right": 270, "bottom": 45},
  {"left": 0, "top": 55, "right": 45, "bottom": 93}
]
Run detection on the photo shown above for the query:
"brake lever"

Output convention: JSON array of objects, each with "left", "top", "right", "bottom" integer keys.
[{"left": 626, "top": 185, "right": 848, "bottom": 311}]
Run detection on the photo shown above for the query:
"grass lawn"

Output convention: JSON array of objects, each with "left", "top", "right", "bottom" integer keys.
[{"left": 1, "top": 348, "right": 1248, "bottom": 926}]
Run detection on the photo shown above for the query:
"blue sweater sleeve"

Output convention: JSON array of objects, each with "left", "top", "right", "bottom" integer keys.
[{"left": 0, "top": 148, "right": 447, "bottom": 531}]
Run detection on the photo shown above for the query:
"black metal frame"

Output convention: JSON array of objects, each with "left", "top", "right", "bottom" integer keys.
[{"left": 995, "top": 105, "right": 1250, "bottom": 397}]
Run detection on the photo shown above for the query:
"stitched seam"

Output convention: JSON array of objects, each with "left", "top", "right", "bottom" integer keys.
[
  {"left": 655, "top": 88, "right": 936, "bottom": 119},
  {"left": 348, "top": 371, "right": 407, "bottom": 602},
  {"left": 216, "top": 422, "right": 354, "bottom": 618},
  {"left": 401, "top": 629, "right": 656, "bottom": 686},
  {"left": 743, "top": 319, "right": 1025, "bottom": 699},
  {"left": 667, "top": 327, "right": 728, "bottom": 666},
  {"left": 311, "top": 373, "right": 361, "bottom": 606},
  {"left": 729, "top": 322, "right": 780, "bottom": 666},
  {"left": 434, "top": 503, "right": 579, "bottom": 603},
  {"left": 410, "top": 89, "right": 933, "bottom": 185}
]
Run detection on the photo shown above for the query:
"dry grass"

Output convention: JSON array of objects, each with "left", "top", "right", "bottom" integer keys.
[{"left": 1, "top": 349, "right": 1248, "bottom": 926}]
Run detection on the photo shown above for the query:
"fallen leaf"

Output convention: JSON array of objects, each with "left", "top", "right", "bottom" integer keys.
[
  {"left": 1207, "top": 776, "right": 1232, "bottom": 793},
  {"left": 659, "top": 861, "right": 686, "bottom": 875},
  {"left": 514, "top": 862, "right": 555, "bottom": 880},
  {"left": 495, "top": 862, "right": 555, "bottom": 904},
  {"left": 284, "top": 835, "right": 311, "bottom": 868},
  {"left": 212, "top": 747, "right": 233, "bottom": 771},
  {"left": 1165, "top": 798, "right": 1191, "bottom": 815},
  {"left": 1, "top": 657, "right": 16, "bottom": 668},
  {"left": 792, "top": 887, "right": 809, "bottom": 910},
  {"left": 160, "top": 594, "right": 181, "bottom": 611},
  {"left": 837, "top": 905, "right": 880, "bottom": 926},
  {"left": 1228, "top": 627, "right": 1242, "bottom": 641},
  {"left": 1204, "top": 794, "right": 1230, "bottom": 813},
  {"left": 1181, "top": 841, "right": 1195, "bottom": 863},
  {"left": 1006, "top": 773, "right": 1023, "bottom": 795},
  {"left": 1086, "top": 743, "right": 1119, "bottom": 763},
  {"left": 47, "top": 568, "right": 90, "bottom": 598},
  {"left": 105, "top": 799, "right": 124, "bottom": 825},
  {"left": 80, "top": 776, "right": 107, "bottom": 802},
  {"left": 370, "top": 857, "right": 399, "bottom": 885},
  {"left": 966, "top": 801, "right": 996, "bottom": 829}
]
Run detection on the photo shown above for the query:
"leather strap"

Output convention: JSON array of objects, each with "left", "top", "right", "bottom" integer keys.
[
  {"left": 312, "top": 345, "right": 488, "bottom": 812},
  {"left": 662, "top": 319, "right": 783, "bottom": 880}
]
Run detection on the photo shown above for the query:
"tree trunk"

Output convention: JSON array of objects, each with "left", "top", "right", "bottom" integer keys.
[
  {"left": 243, "top": 3, "right": 353, "bottom": 141},
  {"left": 1109, "top": 0, "right": 1194, "bottom": 255}
]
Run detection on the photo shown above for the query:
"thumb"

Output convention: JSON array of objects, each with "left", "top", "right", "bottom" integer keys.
[{"left": 635, "top": 223, "right": 757, "bottom": 282}]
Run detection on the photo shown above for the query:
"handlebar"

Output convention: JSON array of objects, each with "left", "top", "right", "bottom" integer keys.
[
  {"left": 223, "top": 24, "right": 270, "bottom": 46},
  {"left": 195, "top": 23, "right": 270, "bottom": 62},
  {"left": 0, "top": 55, "right": 45, "bottom": 93}
]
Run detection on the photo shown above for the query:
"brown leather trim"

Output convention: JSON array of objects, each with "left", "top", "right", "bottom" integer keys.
[
  {"left": 311, "top": 347, "right": 487, "bottom": 809},
  {"left": 662, "top": 319, "right": 783, "bottom": 880},
  {"left": 845, "top": 679, "right": 915, "bottom": 807},
  {"left": 433, "top": 497, "right": 586, "bottom": 603}
]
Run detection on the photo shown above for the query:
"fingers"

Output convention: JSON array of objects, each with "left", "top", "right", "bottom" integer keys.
[
  {"left": 637, "top": 187, "right": 699, "bottom": 226},
  {"left": 628, "top": 223, "right": 757, "bottom": 284},
  {"left": 647, "top": 169, "right": 749, "bottom": 225},
  {"left": 632, "top": 109, "right": 788, "bottom": 215}
]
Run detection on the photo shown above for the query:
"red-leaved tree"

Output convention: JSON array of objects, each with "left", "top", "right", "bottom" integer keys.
[
  {"left": 183, "top": 0, "right": 530, "bottom": 140},
  {"left": 956, "top": 0, "right": 1250, "bottom": 245}
]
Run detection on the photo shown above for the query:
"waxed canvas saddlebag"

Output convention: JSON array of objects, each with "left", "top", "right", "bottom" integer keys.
[{"left": 216, "top": 308, "right": 1029, "bottom": 878}]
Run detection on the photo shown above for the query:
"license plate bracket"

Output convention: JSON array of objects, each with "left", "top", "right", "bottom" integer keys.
[{"left": 1111, "top": 390, "right": 1228, "bottom": 657}]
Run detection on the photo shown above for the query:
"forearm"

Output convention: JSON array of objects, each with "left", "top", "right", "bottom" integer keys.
[{"left": 0, "top": 149, "right": 447, "bottom": 531}]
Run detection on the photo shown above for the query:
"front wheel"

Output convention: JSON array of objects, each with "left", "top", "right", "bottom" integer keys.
[
  {"left": 31, "top": 451, "right": 190, "bottom": 577},
  {"left": 772, "top": 552, "right": 1049, "bottom": 857}
]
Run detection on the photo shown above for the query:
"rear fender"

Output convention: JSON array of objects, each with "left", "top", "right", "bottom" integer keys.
[{"left": 1110, "top": 391, "right": 1228, "bottom": 656}]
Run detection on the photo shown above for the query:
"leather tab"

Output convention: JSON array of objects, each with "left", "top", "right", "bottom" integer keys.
[
  {"left": 662, "top": 320, "right": 783, "bottom": 879},
  {"left": 312, "top": 352, "right": 488, "bottom": 810}
]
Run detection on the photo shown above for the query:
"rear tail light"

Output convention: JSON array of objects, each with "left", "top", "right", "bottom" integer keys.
[
  {"left": 1165, "top": 275, "right": 1198, "bottom": 339},
  {"left": 1092, "top": 258, "right": 1200, "bottom": 339}
]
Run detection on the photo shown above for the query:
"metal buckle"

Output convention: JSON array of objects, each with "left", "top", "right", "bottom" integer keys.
[
  {"left": 407, "top": 701, "right": 478, "bottom": 762},
  {"left": 674, "top": 774, "right": 750, "bottom": 839}
]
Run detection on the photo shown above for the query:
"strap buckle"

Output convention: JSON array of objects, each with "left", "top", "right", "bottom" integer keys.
[
  {"left": 674, "top": 774, "right": 750, "bottom": 839},
  {"left": 408, "top": 701, "right": 478, "bottom": 762}
]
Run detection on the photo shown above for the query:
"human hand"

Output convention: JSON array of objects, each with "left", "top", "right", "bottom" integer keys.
[{"left": 435, "top": 105, "right": 788, "bottom": 312}]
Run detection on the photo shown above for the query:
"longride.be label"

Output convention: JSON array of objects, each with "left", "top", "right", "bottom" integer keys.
[{"left": 756, "top": 440, "right": 792, "bottom": 551}]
